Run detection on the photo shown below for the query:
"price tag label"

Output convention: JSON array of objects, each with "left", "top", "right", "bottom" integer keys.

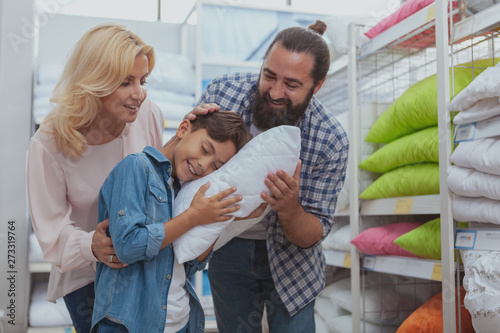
[
  {"left": 455, "top": 229, "right": 477, "bottom": 249},
  {"left": 454, "top": 123, "right": 476, "bottom": 143},
  {"left": 453, "top": 17, "right": 476, "bottom": 42},
  {"left": 426, "top": 4, "right": 436, "bottom": 21},
  {"left": 363, "top": 255, "right": 376, "bottom": 270},
  {"left": 343, "top": 252, "right": 351, "bottom": 268},
  {"left": 394, "top": 198, "right": 414, "bottom": 214},
  {"left": 359, "top": 41, "right": 373, "bottom": 58},
  {"left": 431, "top": 262, "right": 442, "bottom": 281}
]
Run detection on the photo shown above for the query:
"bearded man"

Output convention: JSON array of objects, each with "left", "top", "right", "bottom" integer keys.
[{"left": 193, "top": 20, "right": 349, "bottom": 333}]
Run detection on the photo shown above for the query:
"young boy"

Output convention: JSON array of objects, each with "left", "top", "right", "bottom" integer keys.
[{"left": 91, "top": 112, "right": 251, "bottom": 333}]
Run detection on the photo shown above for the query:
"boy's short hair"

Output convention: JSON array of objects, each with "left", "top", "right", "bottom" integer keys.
[{"left": 190, "top": 111, "right": 251, "bottom": 152}]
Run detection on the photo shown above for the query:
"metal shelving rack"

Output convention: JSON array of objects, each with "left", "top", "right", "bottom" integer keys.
[{"left": 346, "top": 1, "right": 459, "bottom": 331}]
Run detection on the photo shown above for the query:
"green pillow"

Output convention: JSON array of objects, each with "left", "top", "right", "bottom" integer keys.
[
  {"left": 359, "top": 126, "right": 438, "bottom": 173},
  {"left": 394, "top": 218, "right": 468, "bottom": 260},
  {"left": 365, "top": 58, "right": 499, "bottom": 143},
  {"left": 359, "top": 163, "right": 439, "bottom": 200}
]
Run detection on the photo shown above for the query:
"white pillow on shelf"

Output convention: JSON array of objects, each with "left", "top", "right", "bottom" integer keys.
[
  {"left": 451, "top": 137, "right": 500, "bottom": 176},
  {"left": 449, "top": 66, "right": 500, "bottom": 112},
  {"left": 448, "top": 165, "right": 500, "bottom": 200},
  {"left": 172, "top": 125, "right": 301, "bottom": 263},
  {"left": 453, "top": 97, "right": 500, "bottom": 124},
  {"left": 452, "top": 195, "right": 500, "bottom": 225}
]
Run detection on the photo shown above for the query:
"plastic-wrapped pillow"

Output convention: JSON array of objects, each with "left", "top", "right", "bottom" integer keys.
[
  {"left": 172, "top": 125, "right": 301, "bottom": 263},
  {"left": 461, "top": 249, "right": 500, "bottom": 332}
]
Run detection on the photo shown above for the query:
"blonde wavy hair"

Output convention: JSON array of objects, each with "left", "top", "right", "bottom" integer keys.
[{"left": 41, "top": 23, "right": 155, "bottom": 159}]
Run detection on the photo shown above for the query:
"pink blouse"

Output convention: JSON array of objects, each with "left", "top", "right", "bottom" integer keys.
[{"left": 27, "top": 99, "right": 164, "bottom": 301}]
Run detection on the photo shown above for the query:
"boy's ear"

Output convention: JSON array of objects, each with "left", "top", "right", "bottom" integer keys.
[{"left": 176, "top": 119, "right": 191, "bottom": 139}]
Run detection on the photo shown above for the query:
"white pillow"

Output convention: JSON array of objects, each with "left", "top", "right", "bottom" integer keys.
[
  {"left": 448, "top": 165, "right": 500, "bottom": 200},
  {"left": 461, "top": 249, "right": 500, "bottom": 333},
  {"left": 173, "top": 125, "right": 301, "bottom": 263},
  {"left": 451, "top": 137, "right": 500, "bottom": 176},
  {"left": 453, "top": 97, "right": 500, "bottom": 124},
  {"left": 452, "top": 195, "right": 500, "bottom": 225},
  {"left": 330, "top": 287, "right": 416, "bottom": 326},
  {"left": 327, "top": 315, "right": 398, "bottom": 333},
  {"left": 449, "top": 66, "right": 500, "bottom": 112},
  {"left": 29, "top": 279, "right": 72, "bottom": 327}
]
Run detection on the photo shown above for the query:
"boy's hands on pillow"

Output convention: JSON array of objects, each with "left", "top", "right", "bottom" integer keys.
[{"left": 188, "top": 182, "right": 242, "bottom": 226}]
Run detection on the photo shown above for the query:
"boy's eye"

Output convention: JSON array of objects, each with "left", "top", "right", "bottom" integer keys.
[
  {"left": 121, "top": 81, "right": 130, "bottom": 86},
  {"left": 141, "top": 80, "right": 147, "bottom": 86}
]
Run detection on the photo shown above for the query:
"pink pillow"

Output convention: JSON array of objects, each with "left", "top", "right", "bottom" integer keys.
[
  {"left": 351, "top": 222, "right": 423, "bottom": 257},
  {"left": 365, "top": 0, "right": 435, "bottom": 39}
]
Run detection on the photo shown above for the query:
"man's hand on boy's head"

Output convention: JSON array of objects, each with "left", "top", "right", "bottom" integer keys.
[{"left": 184, "top": 103, "right": 220, "bottom": 121}]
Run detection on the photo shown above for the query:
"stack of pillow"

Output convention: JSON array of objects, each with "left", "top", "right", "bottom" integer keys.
[
  {"left": 447, "top": 62, "right": 500, "bottom": 332},
  {"left": 359, "top": 58, "right": 498, "bottom": 200},
  {"left": 448, "top": 64, "right": 500, "bottom": 224}
]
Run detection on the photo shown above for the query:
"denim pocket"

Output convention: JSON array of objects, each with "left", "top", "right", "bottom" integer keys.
[{"left": 146, "top": 183, "right": 169, "bottom": 222}]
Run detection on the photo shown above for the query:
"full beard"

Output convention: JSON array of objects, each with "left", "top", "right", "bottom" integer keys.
[{"left": 252, "top": 87, "right": 314, "bottom": 131}]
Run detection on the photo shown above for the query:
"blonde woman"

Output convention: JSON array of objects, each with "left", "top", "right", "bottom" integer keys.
[{"left": 27, "top": 23, "right": 165, "bottom": 333}]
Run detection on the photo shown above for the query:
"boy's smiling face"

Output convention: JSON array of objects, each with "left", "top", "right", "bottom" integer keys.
[{"left": 172, "top": 121, "right": 237, "bottom": 182}]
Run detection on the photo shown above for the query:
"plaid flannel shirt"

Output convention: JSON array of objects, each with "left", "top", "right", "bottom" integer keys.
[{"left": 199, "top": 72, "right": 349, "bottom": 315}]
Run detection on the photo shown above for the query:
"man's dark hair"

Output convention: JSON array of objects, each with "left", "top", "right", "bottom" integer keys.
[
  {"left": 191, "top": 111, "right": 251, "bottom": 152},
  {"left": 264, "top": 20, "right": 330, "bottom": 85}
]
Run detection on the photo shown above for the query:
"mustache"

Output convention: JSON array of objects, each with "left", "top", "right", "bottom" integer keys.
[{"left": 262, "top": 92, "right": 290, "bottom": 106}]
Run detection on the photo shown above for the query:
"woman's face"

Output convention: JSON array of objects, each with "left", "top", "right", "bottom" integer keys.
[{"left": 100, "top": 54, "right": 149, "bottom": 125}]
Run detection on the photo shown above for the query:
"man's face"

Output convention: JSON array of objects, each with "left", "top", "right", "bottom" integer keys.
[{"left": 252, "top": 43, "right": 321, "bottom": 130}]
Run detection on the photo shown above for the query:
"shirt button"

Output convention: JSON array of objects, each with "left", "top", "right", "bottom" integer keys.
[
  {"left": 162, "top": 305, "right": 166, "bottom": 310},
  {"left": 118, "top": 210, "right": 124, "bottom": 216},
  {"left": 167, "top": 167, "right": 171, "bottom": 173},
  {"left": 167, "top": 185, "right": 171, "bottom": 191},
  {"left": 158, "top": 196, "right": 162, "bottom": 200},
  {"left": 170, "top": 244, "right": 173, "bottom": 249},
  {"left": 166, "top": 275, "right": 172, "bottom": 280}
]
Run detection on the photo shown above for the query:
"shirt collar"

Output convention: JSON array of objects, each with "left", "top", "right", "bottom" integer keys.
[{"left": 143, "top": 146, "right": 169, "bottom": 164}]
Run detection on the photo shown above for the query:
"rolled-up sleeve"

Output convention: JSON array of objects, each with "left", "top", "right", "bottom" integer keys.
[{"left": 101, "top": 156, "right": 166, "bottom": 264}]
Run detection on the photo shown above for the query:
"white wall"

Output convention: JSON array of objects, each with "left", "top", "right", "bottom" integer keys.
[
  {"left": 36, "top": 14, "right": 195, "bottom": 71},
  {"left": 0, "top": 0, "right": 34, "bottom": 332}
]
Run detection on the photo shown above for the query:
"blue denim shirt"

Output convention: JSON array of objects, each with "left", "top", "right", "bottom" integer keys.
[{"left": 92, "top": 146, "right": 208, "bottom": 333}]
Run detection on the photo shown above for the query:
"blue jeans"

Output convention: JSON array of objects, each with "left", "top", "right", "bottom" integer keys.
[
  {"left": 207, "top": 238, "right": 315, "bottom": 333},
  {"left": 63, "top": 282, "right": 95, "bottom": 333}
]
